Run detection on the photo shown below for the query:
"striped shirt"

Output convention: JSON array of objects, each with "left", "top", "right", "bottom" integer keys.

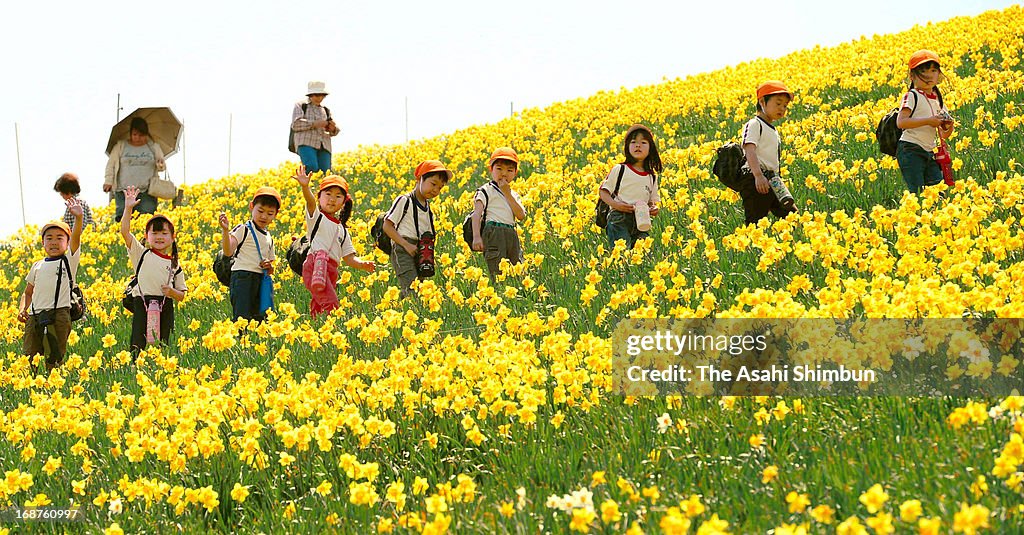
[{"left": 291, "top": 100, "right": 338, "bottom": 152}]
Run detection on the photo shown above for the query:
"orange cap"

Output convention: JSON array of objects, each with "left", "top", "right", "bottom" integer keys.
[
  {"left": 908, "top": 49, "right": 941, "bottom": 70},
  {"left": 40, "top": 221, "right": 71, "bottom": 238},
  {"left": 318, "top": 175, "right": 349, "bottom": 196},
  {"left": 414, "top": 160, "right": 454, "bottom": 181},
  {"left": 756, "top": 80, "right": 792, "bottom": 101},
  {"left": 488, "top": 147, "right": 519, "bottom": 167},
  {"left": 251, "top": 186, "right": 282, "bottom": 206}
]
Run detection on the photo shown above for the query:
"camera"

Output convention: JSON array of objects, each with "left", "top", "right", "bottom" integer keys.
[{"left": 415, "top": 232, "right": 436, "bottom": 278}]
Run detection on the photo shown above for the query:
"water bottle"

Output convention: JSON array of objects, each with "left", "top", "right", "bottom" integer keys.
[
  {"left": 634, "top": 201, "right": 652, "bottom": 232},
  {"left": 146, "top": 300, "right": 161, "bottom": 344},
  {"left": 767, "top": 173, "right": 795, "bottom": 209},
  {"left": 310, "top": 249, "right": 329, "bottom": 292}
]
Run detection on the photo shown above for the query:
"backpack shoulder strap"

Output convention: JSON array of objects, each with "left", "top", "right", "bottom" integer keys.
[
  {"left": 308, "top": 213, "right": 324, "bottom": 242},
  {"left": 611, "top": 164, "right": 626, "bottom": 196},
  {"left": 134, "top": 249, "right": 151, "bottom": 279},
  {"left": 60, "top": 254, "right": 76, "bottom": 287},
  {"left": 233, "top": 225, "right": 250, "bottom": 258},
  {"left": 477, "top": 184, "right": 492, "bottom": 221},
  {"left": 410, "top": 194, "right": 422, "bottom": 237},
  {"left": 52, "top": 256, "right": 65, "bottom": 311},
  {"left": 324, "top": 106, "right": 332, "bottom": 121},
  {"left": 397, "top": 194, "right": 413, "bottom": 228}
]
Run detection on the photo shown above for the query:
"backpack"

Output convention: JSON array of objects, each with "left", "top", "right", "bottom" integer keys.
[
  {"left": 461, "top": 184, "right": 492, "bottom": 249},
  {"left": 213, "top": 225, "right": 251, "bottom": 286},
  {"left": 286, "top": 214, "right": 324, "bottom": 275},
  {"left": 594, "top": 165, "right": 626, "bottom": 228},
  {"left": 712, "top": 142, "right": 747, "bottom": 192},
  {"left": 370, "top": 195, "right": 412, "bottom": 255},
  {"left": 876, "top": 90, "right": 942, "bottom": 157},
  {"left": 288, "top": 103, "right": 332, "bottom": 154},
  {"left": 61, "top": 256, "right": 87, "bottom": 322},
  {"left": 122, "top": 249, "right": 181, "bottom": 311}
]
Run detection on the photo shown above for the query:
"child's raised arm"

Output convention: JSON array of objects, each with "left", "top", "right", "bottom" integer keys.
[
  {"left": 292, "top": 165, "right": 317, "bottom": 217},
  {"left": 67, "top": 198, "right": 84, "bottom": 254},
  {"left": 219, "top": 212, "right": 237, "bottom": 256},
  {"left": 119, "top": 186, "right": 142, "bottom": 248}
]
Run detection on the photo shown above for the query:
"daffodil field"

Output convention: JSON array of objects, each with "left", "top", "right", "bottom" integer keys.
[{"left": 4, "top": 6, "right": 1024, "bottom": 533}]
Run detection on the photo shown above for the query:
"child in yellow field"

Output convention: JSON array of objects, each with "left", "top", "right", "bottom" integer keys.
[
  {"left": 120, "top": 186, "right": 187, "bottom": 356},
  {"left": 382, "top": 160, "right": 450, "bottom": 296},
  {"left": 18, "top": 199, "right": 84, "bottom": 372},
  {"left": 470, "top": 147, "right": 526, "bottom": 278},
  {"left": 895, "top": 49, "right": 955, "bottom": 193},
  {"left": 218, "top": 186, "right": 281, "bottom": 322},
  {"left": 739, "top": 81, "right": 797, "bottom": 225},
  {"left": 292, "top": 166, "right": 375, "bottom": 317},
  {"left": 599, "top": 124, "right": 662, "bottom": 249}
]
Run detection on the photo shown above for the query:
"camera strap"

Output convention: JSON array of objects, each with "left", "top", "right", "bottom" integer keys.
[
  {"left": 30, "top": 256, "right": 65, "bottom": 320},
  {"left": 408, "top": 191, "right": 435, "bottom": 239}
]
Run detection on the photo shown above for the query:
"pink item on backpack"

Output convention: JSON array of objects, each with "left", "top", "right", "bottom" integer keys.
[
  {"left": 302, "top": 253, "right": 339, "bottom": 317},
  {"left": 309, "top": 249, "right": 330, "bottom": 292},
  {"left": 146, "top": 299, "right": 161, "bottom": 344}
]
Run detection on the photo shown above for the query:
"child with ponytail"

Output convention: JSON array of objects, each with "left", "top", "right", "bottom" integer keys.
[{"left": 120, "top": 186, "right": 187, "bottom": 356}]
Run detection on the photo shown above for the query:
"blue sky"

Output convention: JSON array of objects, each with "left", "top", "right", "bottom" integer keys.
[{"left": 0, "top": 0, "right": 1016, "bottom": 238}]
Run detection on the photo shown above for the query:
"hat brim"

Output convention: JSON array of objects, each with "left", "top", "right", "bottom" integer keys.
[
  {"left": 489, "top": 156, "right": 519, "bottom": 166},
  {"left": 145, "top": 214, "right": 174, "bottom": 228},
  {"left": 40, "top": 224, "right": 70, "bottom": 238}
]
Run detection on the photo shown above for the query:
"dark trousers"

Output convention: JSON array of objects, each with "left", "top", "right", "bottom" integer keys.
[
  {"left": 482, "top": 224, "right": 523, "bottom": 278},
  {"left": 896, "top": 140, "right": 943, "bottom": 193},
  {"left": 230, "top": 270, "right": 267, "bottom": 322},
  {"left": 605, "top": 210, "right": 647, "bottom": 249},
  {"left": 130, "top": 295, "right": 175, "bottom": 355},
  {"left": 738, "top": 169, "right": 795, "bottom": 225},
  {"left": 23, "top": 307, "right": 71, "bottom": 372}
]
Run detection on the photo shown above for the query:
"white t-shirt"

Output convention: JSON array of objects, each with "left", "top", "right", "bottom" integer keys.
[
  {"left": 229, "top": 222, "right": 275, "bottom": 272},
  {"left": 473, "top": 182, "right": 522, "bottom": 226},
  {"left": 128, "top": 236, "right": 187, "bottom": 297},
  {"left": 600, "top": 164, "right": 659, "bottom": 206},
  {"left": 741, "top": 116, "right": 781, "bottom": 172},
  {"left": 306, "top": 209, "right": 354, "bottom": 262},
  {"left": 384, "top": 194, "right": 433, "bottom": 239},
  {"left": 899, "top": 89, "right": 945, "bottom": 151},
  {"left": 26, "top": 248, "right": 80, "bottom": 311}
]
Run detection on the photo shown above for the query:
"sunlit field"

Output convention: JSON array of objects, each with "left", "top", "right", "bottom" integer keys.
[{"left": 2, "top": 6, "right": 1024, "bottom": 533}]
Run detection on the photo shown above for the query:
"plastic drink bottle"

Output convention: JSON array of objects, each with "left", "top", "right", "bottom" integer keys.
[
  {"left": 310, "top": 249, "right": 329, "bottom": 292},
  {"left": 634, "top": 201, "right": 652, "bottom": 232},
  {"left": 935, "top": 142, "right": 955, "bottom": 186},
  {"left": 146, "top": 300, "right": 161, "bottom": 344},
  {"left": 768, "top": 174, "right": 795, "bottom": 209}
]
